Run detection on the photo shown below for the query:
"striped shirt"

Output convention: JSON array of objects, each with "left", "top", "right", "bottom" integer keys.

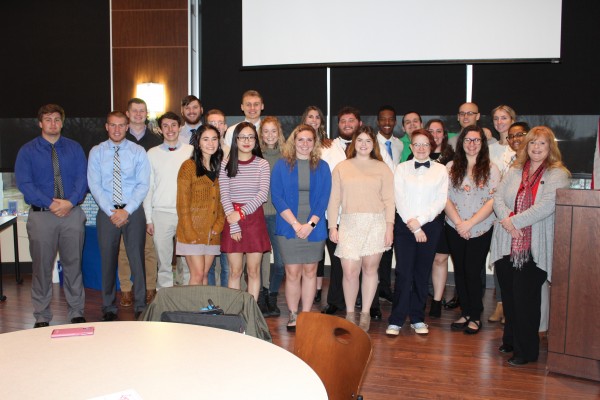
[{"left": 219, "top": 155, "right": 270, "bottom": 234}]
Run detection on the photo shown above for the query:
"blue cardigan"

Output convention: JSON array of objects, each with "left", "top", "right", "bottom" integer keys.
[{"left": 270, "top": 158, "right": 331, "bottom": 241}]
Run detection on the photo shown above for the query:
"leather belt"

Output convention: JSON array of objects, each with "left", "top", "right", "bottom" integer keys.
[
  {"left": 113, "top": 204, "right": 127, "bottom": 209},
  {"left": 31, "top": 206, "right": 51, "bottom": 212}
]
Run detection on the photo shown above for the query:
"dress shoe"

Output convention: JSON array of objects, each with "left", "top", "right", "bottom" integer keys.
[
  {"left": 370, "top": 308, "right": 382, "bottom": 320},
  {"left": 499, "top": 344, "right": 514, "bottom": 353},
  {"left": 488, "top": 302, "right": 504, "bottom": 322},
  {"left": 120, "top": 291, "right": 133, "bottom": 308},
  {"left": 71, "top": 317, "right": 86, "bottom": 324},
  {"left": 134, "top": 311, "right": 143, "bottom": 319},
  {"left": 145, "top": 289, "right": 156, "bottom": 304},
  {"left": 322, "top": 304, "right": 340, "bottom": 315},
  {"left": 444, "top": 296, "right": 460, "bottom": 309},
  {"left": 429, "top": 300, "right": 442, "bottom": 318},
  {"left": 355, "top": 297, "right": 362, "bottom": 309},
  {"left": 33, "top": 322, "right": 49, "bottom": 328},
  {"left": 102, "top": 312, "right": 118, "bottom": 321},
  {"left": 313, "top": 289, "right": 322, "bottom": 304},
  {"left": 508, "top": 356, "right": 529, "bottom": 366}
]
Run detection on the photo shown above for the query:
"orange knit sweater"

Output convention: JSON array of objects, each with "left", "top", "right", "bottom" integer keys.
[{"left": 176, "top": 159, "right": 225, "bottom": 245}]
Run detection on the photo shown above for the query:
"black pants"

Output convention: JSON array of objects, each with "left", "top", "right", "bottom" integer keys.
[
  {"left": 325, "top": 236, "right": 345, "bottom": 310},
  {"left": 446, "top": 226, "right": 492, "bottom": 321},
  {"left": 496, "top": 255, "right": 547, "bottom": 361},
  {"left": 377, "top": 248, "right": 394, "bottom": 297}
]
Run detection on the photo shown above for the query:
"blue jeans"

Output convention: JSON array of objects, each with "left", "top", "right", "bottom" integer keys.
[
  {"left": 208, "top": 253, "right": 229, "bottom": 286},
  {"left": 265, "top": 214, "right": 285, "bottom": 295}
]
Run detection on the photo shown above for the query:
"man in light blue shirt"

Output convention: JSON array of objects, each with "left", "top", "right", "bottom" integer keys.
[{"left": 88, "top": 111, "right": 150, "bottom": 320}]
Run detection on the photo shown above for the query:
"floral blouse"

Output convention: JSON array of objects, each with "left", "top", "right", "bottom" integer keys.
[{"left": 446, "top": 161, "right": 500, "bottom": 238}]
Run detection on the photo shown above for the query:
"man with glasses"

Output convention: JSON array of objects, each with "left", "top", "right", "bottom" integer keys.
[
  {"left": 449, "top": 102, "right": 495, "bottom": 150},
  {"left": 88, "top": 111, "right": 150, "bottom": 321}
]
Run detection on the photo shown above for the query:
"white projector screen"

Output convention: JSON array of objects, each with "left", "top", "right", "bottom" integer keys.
[{"left": 242, "top": 0, "right": 562, "bottom": 67}]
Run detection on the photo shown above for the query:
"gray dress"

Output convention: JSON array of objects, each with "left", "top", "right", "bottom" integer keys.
[{"left": 276, "top": 159, "right": 325, "bottom": 264}]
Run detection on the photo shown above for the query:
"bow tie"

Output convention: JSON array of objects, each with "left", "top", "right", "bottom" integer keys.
[{"left": 415, "top": 161, "right": 430, "bottom": 169}]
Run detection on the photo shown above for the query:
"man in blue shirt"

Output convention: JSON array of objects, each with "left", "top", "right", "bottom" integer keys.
[
  {"left": 15, "top": 104, "right": 88, "bottom": 328},
  {"left": 88, "top": 111, "right": 150, "bottom": 320}
]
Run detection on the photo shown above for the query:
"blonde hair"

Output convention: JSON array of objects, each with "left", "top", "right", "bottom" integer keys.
[
  {"left": 282, "top": 124, "right": 321, "bottom": 170},
  {"left": 513, "top": 125, "right": 570, "bottom": 175},
  {"left": 491, "top": 104, "right": 517, "bottom": 122},
  {"left": 258, "top": 116, "right": 285, "bottom": 151}
]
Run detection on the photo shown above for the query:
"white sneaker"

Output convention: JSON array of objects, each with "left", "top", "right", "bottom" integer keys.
[
  {"left": 410, "top": 322, "right": 429, "bottom": 335},
  {"left": 386, "top": 324, "right": 401, "bottom": 336}
]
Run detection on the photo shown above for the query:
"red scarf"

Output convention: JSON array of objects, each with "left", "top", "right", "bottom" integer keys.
[{"left": 511, "top": 160, "right": 545, "bottom": 269}]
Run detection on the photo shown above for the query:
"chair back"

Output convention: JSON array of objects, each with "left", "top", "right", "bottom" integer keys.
[{"left": 294, "top": 312, "right": 372, "bottom": 400}]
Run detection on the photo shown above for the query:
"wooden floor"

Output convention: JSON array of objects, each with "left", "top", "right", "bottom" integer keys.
[{"left": 1, "top": 274, "right": 599, "bottom": 399}]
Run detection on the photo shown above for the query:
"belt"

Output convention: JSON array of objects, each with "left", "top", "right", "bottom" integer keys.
[
  {"left": 31, "top": 206, "right": 51, "bottom": 212},
  {"left": 113, "top": 204, "right": 127, "bottom": 209}
]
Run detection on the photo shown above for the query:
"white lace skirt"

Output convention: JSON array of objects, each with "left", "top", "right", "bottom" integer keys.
[{"left": 334, "top": 212, "right": 389, "bottom": 261}]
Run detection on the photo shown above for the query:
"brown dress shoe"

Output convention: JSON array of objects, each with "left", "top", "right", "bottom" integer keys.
[
  {"left": 146, "top": 289, "right": 156, "bottom": 304},
  {"left": 120, "top": 291, "right": 133, "bottom": 307}
]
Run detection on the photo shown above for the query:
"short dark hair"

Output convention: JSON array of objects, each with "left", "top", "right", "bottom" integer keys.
[
  {"left": 509, "top": 121, "right": 530, "bottom": 132},
  {"left": 127, "top": 98, "right": 147, "bottom": 110},
  {"left": 157, "top": 112, "right": 182, "bottom": 127},
  {"left": 337, "top": 106, "right": 361, "bottom": 121},
  {"left": 37, "top": 104, "right": 65, "bottom": 122},
  {"left": 377, "top": 105, "right": 397, "bottom": 117},
  {"left": 181, "top": 95, "right": 202, "bottom": 107},
  {"left": 402, "top": 111, "right": 422, "bottom": 124}
]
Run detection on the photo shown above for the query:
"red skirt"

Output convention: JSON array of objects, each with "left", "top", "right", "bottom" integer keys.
[{"left": 221, "top": 204, "right": 271, "bottom": 253}]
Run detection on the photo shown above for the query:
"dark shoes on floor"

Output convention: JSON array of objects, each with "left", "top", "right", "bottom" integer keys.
[
  {"left": 322, "top": 304, "right": 341, "bottom": 315},
  {"left": 370, "top": 308, "right": 382, "bottom": 320},
  {"left": 102, "top": 312, "right": 118, "bottom": 321},
  {"left": 508, "top": 356, "right": 534, "bottom": 366},
  {"left": 71, "top": 317, "right": 86, "bottom": 324},
  {"left": 451, "top": 317, "right": 470, "bottom": 330},
  {"left": 314, "top": 289, "right": 322, "bottom": 303},
  {"left": 266, "top": 293, "right": 281, "bottom": 317},
  {"left": 33, "top": 322, "right": 49, "bottom": 328},
  {"left": 464, "top": 320, "right": 481, "bottom": 334},
  {"left": 444, "top": 296, "right": 460, "bottom": 309},
  {"left": 429, "top": 300, "right": 442, "bottom": 318},
  {"left": 499, "top": 344, "right": 514, "bottom": 353}
]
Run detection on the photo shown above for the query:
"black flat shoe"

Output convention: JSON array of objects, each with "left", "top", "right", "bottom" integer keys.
[
  {"left": 102, "top": 312, "right": 118, "bottom": 321},
  {"left": 322, "top": 304, "right": 339, "bottom": 315},
  {"left": 508, "top": 356, "right": 529, "bottom": 366},
  {"left": 370, "top": 308, "right": 382, "bottom": 320},
  {"left": 464, "top": 320, "right": 481, "bottom": 334},
  {"left": 444, "top": 296, "right": 460, "bottom": 309},
  {"left": 33, "top": 322, "right": 49, "bottom": 328},
  {"left": 451, "top": 317, "right": 469, "bottom": 330},
  {"left": 313, "top": 289, "right": 322, "bottom": 303},
  {"left": 71, "top": 317, "right": 86, "bottom": 324},
  {"left": 499, "top": 344, "right": 514, "bottom": 353}
]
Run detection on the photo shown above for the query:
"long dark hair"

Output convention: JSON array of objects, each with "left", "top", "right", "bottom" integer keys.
[
  {"left": 225, "top": 122, "right": 263, "bottom": 178},
  {"left": 424, "top": 119, "right": 454, "bottom": 165},
  {"left": 193, "top": 125, "right": 223, "bottom": 177},
  {"left": 449, "top": 125, "right": 491, "bottom": 188}
]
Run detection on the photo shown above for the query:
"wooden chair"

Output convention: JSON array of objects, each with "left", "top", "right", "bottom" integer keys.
[{"left": 294, "top": 312, "right": 373, "bottom": 400}]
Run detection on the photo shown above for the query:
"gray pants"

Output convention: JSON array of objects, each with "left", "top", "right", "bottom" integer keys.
[
  {"left": 97, "top": 207, "right": 146, "bottom": 313},
  {"left": 27, "top": 207, "right": 86, "bottom": 322}
]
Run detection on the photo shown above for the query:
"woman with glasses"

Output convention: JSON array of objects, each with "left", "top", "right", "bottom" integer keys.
[
  {"left": 491, "top": 126, "right": 570, "bottom": 366},
  {"left": 421, "top": 120, "right": 454, "bottom": 318},
  {"left": 386, "top": 129, "right": 448, "bottom": 336},
  {"left": 271, "top": 125, "right": 331, "bottom": 331},
  {"left": 219, "top": 122, "right": 271, "bottom": 301},
  {"left": 446, "top": 125, "right": 500, "bottom": 334},
  {"left": 327, "top": 125, "right": 394, "bottom": 332}
]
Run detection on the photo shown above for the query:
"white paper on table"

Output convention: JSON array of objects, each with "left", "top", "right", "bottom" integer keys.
[{"left": 87, "top": 389, "right": 143, "bottom": 400}]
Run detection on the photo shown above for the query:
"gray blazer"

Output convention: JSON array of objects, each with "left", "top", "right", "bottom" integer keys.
[{"left": 490, "top": 166, "right": 570, "bottom": 281}]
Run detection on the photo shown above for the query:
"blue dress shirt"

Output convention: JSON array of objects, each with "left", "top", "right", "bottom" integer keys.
[
  {"left": 87, "top": 139, "right": 150, "bottom": 216},
  {"left": 15, "top": 136, "right": 88, "bottom": 208}
]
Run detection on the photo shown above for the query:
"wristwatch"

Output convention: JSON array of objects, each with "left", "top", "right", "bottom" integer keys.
[{"left": 309, "top": 221, "right": 316, "bottom": 228}]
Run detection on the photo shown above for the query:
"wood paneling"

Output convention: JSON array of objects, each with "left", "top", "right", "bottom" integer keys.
[{"left": 111, "top": 0, "right": 188, "bottom": 113}]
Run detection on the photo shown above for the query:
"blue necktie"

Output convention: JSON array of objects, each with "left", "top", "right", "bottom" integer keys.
[{"left": 385, "top": 140, "right": 393, "bottom": 159}]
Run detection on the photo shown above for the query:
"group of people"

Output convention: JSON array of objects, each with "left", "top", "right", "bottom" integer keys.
[{"left": 15, "top": 92, "right": 570, "bottom": 368}]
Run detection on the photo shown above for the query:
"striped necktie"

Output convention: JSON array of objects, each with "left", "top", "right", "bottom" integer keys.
[
  {"left": 51, "top": 143, "right": 64, "bottom": 199},
  {"left": 189, "top": 128, "right": 197, "bottom": 145},
  {"left": 113, "top": 146, "right": 122, "bottom": 205}
]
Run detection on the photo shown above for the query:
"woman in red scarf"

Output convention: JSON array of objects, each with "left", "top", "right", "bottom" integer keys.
[{"left": 491, "top": 126, "right": 570, "bottom": 366}]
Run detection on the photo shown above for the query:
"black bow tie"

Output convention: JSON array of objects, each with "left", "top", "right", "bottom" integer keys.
[{"left": 415, "top": 161, "right": 430, "bottom": 169}]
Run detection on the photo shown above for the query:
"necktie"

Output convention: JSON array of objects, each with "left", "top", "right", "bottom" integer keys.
[
  {"left": 414, "top": 160, "right": 430, "bottom": 169},
  {"left": 385, "top": 140, "right": 393, "bottom": 159},
  {"left": 169, "top": 147, "right": 177, "bottom": 151},
  {"left": 113, "top": 146, "right": 123, "bottom": 205},
  {"left": 189, "top": 128, "right": 197, "bottom": 145},
  {"left": 51, "top": 144, "right": 64, "bottom": 199}
]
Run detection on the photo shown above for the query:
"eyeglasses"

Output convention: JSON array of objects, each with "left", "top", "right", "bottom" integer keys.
[
  {"left": 458, "top": 111, "right": 478, "bottom": 117},
  {"left": 463, "top": 138, "right": 482, "bottom": 144},
  {"left": 412, "top": 143, "right": 430, "bottom": 148},
  {"left": 507, "top": 132, "right": 527, "bottom": 140},
  {"left": 237, "top": 135, "right": 256, "bottom": 142}
]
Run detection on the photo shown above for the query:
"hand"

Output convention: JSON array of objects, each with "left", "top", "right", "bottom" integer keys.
[
  {"left": 296, "top": 223, "right": 313, "bottom": 239},
  {"left": 510, "top": 228, "right": 524, "bottom": 239},
  {"left": 110, "top": 209, "right": 129, "bottom": 228},
  {"left": 146, "top": 223, "right": 154, "bottom": 235},
  {"left": 231, "top": 232, "right": 242, "bottom": 242},
  {"left": 414, "top": 230, "right": 427, "bottom": 243},
  {"left": 227, "top": 211, "right": 241, "bottom": 224},
  {"left": 329, "top": 227, "right": 339, "bottom": 244},
  {"left": 406, "top": 218, "right": 420, "bottom": 233},
  {"left": 455, "top": 219, "right": 473, "bottom": 238},
  {"left": 500, "top": 216, "right": 515, "bottom": 232},
  {"left": 384, "top": 226, "right": 393, "bottom": 247},
  {"left": 49, "top": 199, "right": 73, "bottom": 218}
]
